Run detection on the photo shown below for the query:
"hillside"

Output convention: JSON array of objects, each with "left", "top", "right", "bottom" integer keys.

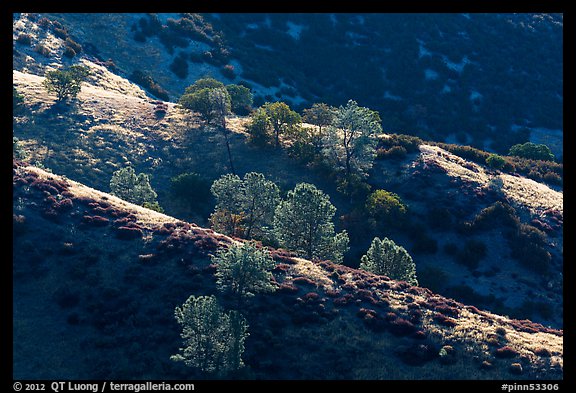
[
  {"left": 12, "top": 12, "right": 564, "bottom": 380},
  {"left": 12, "top": 161, "right": 563, "bottom": 379},
  {"left": 17, "top": 12, "right": 563, "bottom": 158}
]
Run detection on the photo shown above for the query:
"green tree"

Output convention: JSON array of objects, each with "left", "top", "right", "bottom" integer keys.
[
  {"left": 226, "top": 84, "right": 253, "bottom": 115},
  {"left": 262, "top": 102, "right": 301, "bottom": 147},
  {"left": 322, "top": 100, "right": 382, "bottom": 182},
  {"left": 303, "top": 102, "right": 337, "bottom": 143},
  {"left": 183, "top": 77, "right": 225, "bottom": 94},
  {"left": 210, "top": 172, "right": 280, "bottom": 239},
  {"left": 245, "top": 107, "right": 272, "bottom": 145},
  {"left": 110, "top": 166, "right": 160, "bottom": 207},
  {"left": 213, "top": 242, "right": 277, "bottom": 305},
  {"left": 274, "top": 182, "right": 349, "bottom": 262},
  {"left": 365, "top": 189, "right": 407, "bottom": 228},
  {"left": 485, "top": 153, "right": 506, "bottom": 170},
  {"left": 508, "top": 142, "right": 555, "bottom": 162},
  {"left": 360, "top": 237, "right": 418, "bottom": 286},
  {"left": 43, "top": 65, "right": 90, "bottom": 102},
  {"left": 179, "top": 79, "right": 236, "bottom": 174},
  {"left": 171, "top": 295, "right": 248, "bottom": 375}
]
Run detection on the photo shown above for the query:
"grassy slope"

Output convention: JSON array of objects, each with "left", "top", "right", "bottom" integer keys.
[
  {"left": 12, "top": 162, "right": 563, "bottom": 380},
  {"left": 13, "top": 51, "right": 563, "bottom": 329},
  {"left": 12, "top": 13, "right": 564, "bottom": 379}
]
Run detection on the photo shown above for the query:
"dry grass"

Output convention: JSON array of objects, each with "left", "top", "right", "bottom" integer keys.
[
  {"left": 418, "top": 144, "right": 563, "bottom": 218},
  {"left": 288, "top": 258, "right": 336, "bottom": 290},
  {"left": 23, "top": 164, "right": 179, "bottom": 227}
]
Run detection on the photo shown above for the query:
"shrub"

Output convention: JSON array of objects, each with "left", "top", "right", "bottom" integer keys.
[
  {"left": 365, "top": 189, "right": 407, "bottom": 227},
  {"left": 379, "top": 134, "right": 423, "bottom": 153},
  {"left": 52, "top": 27, "right": 68, "bottom": 40},
  {"left": 65, "top": 37, "right": 82, "bottom": 54},
  {"left": 129, "top": 70, "right": 170, "bottom": 101},
  {"left": 37, "top": 17, "right": 51, "bottom": 29},
  {"left": 486, "top": 153, "right": 506, "bottom": 170},
  {"left": 509, "top": 142, "right": 555, "bottom": 161},
  {"left": 16, "top": 33, "right": 32, "bottom": 46},
  {"left": 34, "top": 43, "right": 51, "bottom": 57},
  {"left": 509, "top": 223, "right": 551, "bottom": 274},
  {"left": 377, "top": 145, "right": 408, "bottom": 160},
  {"left": 470, "top": 201, "right": 519, "bottom": 231},
  {"left": 455, "top": 239, "right": 487, "bottom": 270},
  {"left": 169, "top": 52, "right": 189, "bottom": 79},
  {"left": 63, "top": 46, "right": 76, "bottom": 58},
  {"left": 494, "top": 346, "right": 519, "bottom": 359},
  {"left": 221, "top": 64, "right": 236, "bottom": 79},
  {"left": 226, "top": 84, "right": 253, "bottom": 115},
  {"left": 170, "top": 172, "right": 212, "bottom": 208},
  {"left": 171, "top": 295, "right": 248, "bottom": 375}
]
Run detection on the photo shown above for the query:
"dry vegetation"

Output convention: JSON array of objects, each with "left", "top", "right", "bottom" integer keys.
[
  {"left": 418, "top": 144, "right": 563, "bottom": 218},
  {"left": 13, "top": 161, "right": 563, "bottom": 379}
]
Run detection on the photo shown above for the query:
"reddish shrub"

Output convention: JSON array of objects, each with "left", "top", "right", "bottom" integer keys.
[
  {"left": 30, "top": 180, "right": 59, "bottom": 195},
  {"left": 408, "top": 309, "right": 423, "bottom": 324},
  {"left": 412, "top": 330, "right": 427, "bottom": 340},
  {"left": 278, "top": 282, "right": 299, "bottom": 293},
  {"left": 115, "top": 226, "right": 143, "bottom": 240},
  {"left": 324, "top": 289, "right": 340, "bottom": 297},
  {"left": 434, "top": 313, "right": 458, "bottom": 327},
  {"left": 303, "top": 292, "right": 321, "bottom": 302},
  {"left": 357, "top": 308, "right": 377, "bottom": 319},
  {"left": 433, "top": 304, "right": 460, "bottom": 318},
  {"left": 74, "top": 196, "right": 95, "bottom": 206},
  {"left": 55, "top": 198, "right": 74, "bottom": 211},
  {"left": 82, "top": 215, "right": 109, "bottom": 226},
  {"left": 155, "top": 226, "right": 173, "bottom": 236},
  {"left": 389, "top": 317, "right": 417, "bottom": 336},
  {"left": 333, "top": 294, "right": 354, "bottom": 307},
  {"left": 273, "top": 263, "right": 292, "bottom": 273},
  {"left": 385, "top": 312, "right": 397, "bottom": 321},
  {"left": 534, "top": 347, "right": 551, "bottom": 357},
  {"left": 292, "top": 276, "right": 317, "bottom": 287},
  {"left": 494, "top": 346, "right": 519, "bottom": 359}
]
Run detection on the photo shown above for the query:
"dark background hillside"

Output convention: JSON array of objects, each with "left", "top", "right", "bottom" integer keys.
[
  {"left": 207, "top": 13, "right": 562, "bottom": 156},
  {"left": 42, "top": 13, "right": 563, "bottom": 158}
]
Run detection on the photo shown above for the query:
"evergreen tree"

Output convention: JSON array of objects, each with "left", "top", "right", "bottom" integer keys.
[
  {"left": 171, "top": 295, "right": 248, "bottom": 375},
  {"left": 213, "top": 242, "right": 277, "bottom": 306},
  {"left": 360, "top": 237, "right": 418, "bottom": 286},
  {"left": 274, "top": 182, "right": 349, "bottom": 262},
  {"left": 210, "top": 172, "right": 280, "bottom": 239},
  {"left": 109, "top": 166, "right": 159, "bottom": 207}
]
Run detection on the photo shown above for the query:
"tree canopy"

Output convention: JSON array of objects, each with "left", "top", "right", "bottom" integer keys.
[
  {"left": 360, "top": 237, "right": 418, "bottom": 286},
  {"left": 274, "top": 182, "right": 349, "bottom": 262},
  {"left": 171, "top": 295, "right": 248, "bottom": 375},
  {"left": 43, "top": 65, "right": 90, "bottom": 102},
  {"left": 322, "top": 99, "right": 382, "bottom": 181}
]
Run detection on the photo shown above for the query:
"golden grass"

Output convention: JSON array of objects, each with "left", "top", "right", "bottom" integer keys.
[
  {"left": 23, "top": 165, "right": 179, "bottom": 227},
  {"left": 288, "top": 257, "right": 336, "bottom": 290},
  {"left": 419, "top": 144, "right": 563, "bottom": 217}
]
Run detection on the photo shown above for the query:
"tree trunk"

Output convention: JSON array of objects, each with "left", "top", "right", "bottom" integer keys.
[{"left": 220, "top": 125, "right": 236, "bottom": 175}]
